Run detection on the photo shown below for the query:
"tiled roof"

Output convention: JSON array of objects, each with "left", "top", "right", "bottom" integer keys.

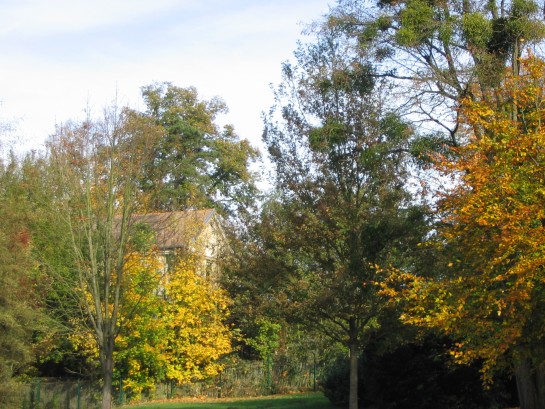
[{"left": 131, "top": 209, "right": 216, "bottom": 250}]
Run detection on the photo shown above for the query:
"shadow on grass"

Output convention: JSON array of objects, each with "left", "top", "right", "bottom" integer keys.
[{"left": 125, "top": 393, "right": 336, "bottom": 409}]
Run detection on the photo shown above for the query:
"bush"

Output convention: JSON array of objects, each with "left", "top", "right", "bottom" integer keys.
[
  {"left": 1, "top": 381, "right": 26, "bottom": 409},
  {"left": 321, "top": 355, "right": 354, "bottom": 407},
  {"left": 321, "top": 336, "right": 517, "bottom": 409}
]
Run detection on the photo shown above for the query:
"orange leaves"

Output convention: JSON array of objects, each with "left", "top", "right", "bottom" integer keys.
[
  {"left": 411, "top": 55, "right": 545, "bottom": 381},
  {"left": 373, "top": 263, "right": 420, "bottom": 302}
]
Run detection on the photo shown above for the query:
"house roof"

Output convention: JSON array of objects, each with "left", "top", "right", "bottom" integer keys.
[{"left": 132, "top": 209, "right": 216, "bottom": 250}]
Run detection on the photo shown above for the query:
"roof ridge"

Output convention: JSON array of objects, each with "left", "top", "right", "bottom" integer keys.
[{"left": 134, "top": 208, "right": 215, "bottom": 217}]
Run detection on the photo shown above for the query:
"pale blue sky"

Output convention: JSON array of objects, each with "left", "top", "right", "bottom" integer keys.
[{"left": 0, "top": 0, "right": 332, "bottom": 152}]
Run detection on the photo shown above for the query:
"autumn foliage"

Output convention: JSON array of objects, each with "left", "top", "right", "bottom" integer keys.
[
  {"left": 400, "top": 55, "right": 545, "bottom": 383},
  {"left": 72, "top": 252, "right": 233, "bottom": 399}
]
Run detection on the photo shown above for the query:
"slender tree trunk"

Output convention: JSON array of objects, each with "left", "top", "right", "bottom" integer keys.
[
  {"left": 515, "top": 358, "right": 545, "bottom": 409},
  {"left": 349, "top": 342, "right": 359, "bottom": 409},
  {"left": 101, "top": 337, "right": 115, "bottom": 409},
  {"left": 348, "top": 317, "right": 359, "bottom": 409}
]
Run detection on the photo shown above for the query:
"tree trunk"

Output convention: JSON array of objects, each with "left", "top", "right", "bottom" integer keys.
[
  {"left": 515, "top": 358, "right": 545, "bottom": 409},
  {"left": 348, "top": 316, "right": 359, "bottom": 409},
  {"left": 101, "top": 338, "right": 114, "bottom": 409},
  {"left": 349, "top": 342, "right": 359, "bottom": 409}
]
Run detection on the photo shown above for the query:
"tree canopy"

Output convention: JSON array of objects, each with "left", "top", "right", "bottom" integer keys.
[
  {"left": 259, "top": 28, "right": 428, "bottom": 409},
  {"left": 0, "top": 154, "right": 53, "bottom": 407},
  {"left": 46, "top": 106, "right": 162, "bottom": 409},
  {"left": 326, "top": 0, "right": 545, "bottom": 143},
  {"left": 397, "top": 56, "right": 545, "bottom": 409},
  {"left": 71, "top": 253, "right": 233, "bottom": 400},
  {"left": 138, "top": 83, "right": 259, "bottom": 216}
]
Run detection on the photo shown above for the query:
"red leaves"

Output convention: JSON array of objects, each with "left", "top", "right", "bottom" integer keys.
[{"left": 14, "top": 229, "right": 30, "bottom": 248}]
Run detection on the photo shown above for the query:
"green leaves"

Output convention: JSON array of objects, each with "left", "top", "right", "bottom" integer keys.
[
  {"left": 138, "top": 83, "right": 258, "bottom": 216},
  {"left": 245, "top": 318, "right": 281, "bottom": 361},
  {"left": 0, "top": 154, "right": 54, "bottom": 399},
  {"left": 309, "top": 119, "right": 349, "bottom": 153},
  {"left": 395, "top": 0, "right": 437, "bottom": 47},
  {"left": 461, "top": 12, "right": 493, "bottom": 49},
  {"left": 262, "top": 23, "right": 426, "bottom": 352},
  {"left": 327, "top": 0, "right": 545, "bottom": 145}
]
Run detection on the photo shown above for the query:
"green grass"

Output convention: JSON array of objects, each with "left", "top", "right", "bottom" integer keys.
[{"left": 124, "top": 393, "right": 336, "bottom": 409}]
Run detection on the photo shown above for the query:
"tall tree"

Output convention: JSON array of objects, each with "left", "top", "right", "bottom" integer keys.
[
  {"left": 0, "top": 154, "right": 52, "bottom": 408},
  {"left": 46, "top": 106, "right": 162, "bottom": 409},
  {"left": 326, "top": 0, "right": 545, "bottom": 143},
  {"left": 138, "top": 83, "right": 259, "bottom": 215},
  {"left": 262, "top": 30, "right": 428, "bottom": 409},
  {"left": 400, "top": 56, "right": 545, "bottom": 409}
]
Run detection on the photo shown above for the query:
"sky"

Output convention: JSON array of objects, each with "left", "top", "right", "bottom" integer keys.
[{"left": 0, "top": 0, "right": 333, "bottom": 154}]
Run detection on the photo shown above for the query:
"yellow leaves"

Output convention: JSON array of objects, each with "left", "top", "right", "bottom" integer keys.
[
  {"left": 449, "top": 342, "right": 468, "bottom": 361},
  {"left": 416, "top": 55, "right": 545, "bottom": 382},
  {"left": 119, "top": 256, "right": 232, "bottom": 391},
  {"left": 158, "top": 259, "right": 233, "bottom": 386},
  {"left": 71, "top": 248, "right": 233, "bottom": 397}
]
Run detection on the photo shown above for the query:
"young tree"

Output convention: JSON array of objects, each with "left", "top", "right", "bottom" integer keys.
[
  {"left": 100, "top": 251, "right": 166, "bottom": 400},
  {"left": 401, "top": 56, "right": 545, "bottom": 409},
  {"left": 46, "top": 106, "right": 162, "bottom": 409},
  {"left": 261, "top": 30, "right": 428, "bottom": 409},
  {"left": 72, "top": 252, "right": 233, "bottom": 401}
]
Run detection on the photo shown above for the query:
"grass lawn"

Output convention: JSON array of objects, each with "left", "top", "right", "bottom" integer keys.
[{"left": 124, "top": 393, "right": 336, "bottom": 409}]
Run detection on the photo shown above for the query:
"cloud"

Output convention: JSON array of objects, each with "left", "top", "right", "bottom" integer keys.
[
  {"left": 0, "top": 0, "right": 332, "bottom": 152},
  {"left": 0, "top": 0, "right": 185, "bottom": 37}
]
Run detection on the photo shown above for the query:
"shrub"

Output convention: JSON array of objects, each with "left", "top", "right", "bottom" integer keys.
[
  {"left": 321, "top": 355, "right": 354, "bottom": 407},
  {"left": 321, "top": 336, "right": 517, "bottom": 409}
]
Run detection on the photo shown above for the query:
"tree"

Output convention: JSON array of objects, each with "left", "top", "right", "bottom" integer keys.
[
  {"left": 138, "top": 83, "right": 259, "bottom": 216},
  {"left": 261, "top": 29, "right": 428, "bottom": 409},
  {"left": 222, "top": 224, "right": 338, "bottom": 391},
  {"left": 326, "top": 0, "right": 545, "bottom": 143},
  {"left": 71, "top": 252, "right": 233, "bottom": 401},
  {"left": 400, "top": 56, "right": 545, "bottom": 409},
  {"left": 161, "top": 256, "right": 233, "bottom": 385},
  {"left": 99, "top": 251, "right": 166, "bottom": 400},
  {"left": 0, "top": 153, "right": 52, "bottom": 408},
  {"left": 46, "top": 106, "right": 162, "bottom": 409}
]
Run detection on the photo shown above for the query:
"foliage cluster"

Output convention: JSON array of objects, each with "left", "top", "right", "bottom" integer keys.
[
  {"left": 390, "top": 56, "right": 545, "bottom": 408},
  {"left": 5, "top": 2, "right": 545, "bottom": 409},
  {"left": 0, "top": 155, "right": 53, "bottom": 407},
  {"left": 69, "top": 253, "right": 233, "bottom": 401},
  {"left": 0, "top": 84, "right": 255, "bottom": 409}
]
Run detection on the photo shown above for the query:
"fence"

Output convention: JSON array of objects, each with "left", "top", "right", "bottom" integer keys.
[
  {"left": 19, "top": 358, "right": 323, "bottom": 408},
  {"left": 20, "top": 380, "right": 101, "bottom": 409},
  {"left": 155, "top": 358, "right": 320, "bottom": 399}
]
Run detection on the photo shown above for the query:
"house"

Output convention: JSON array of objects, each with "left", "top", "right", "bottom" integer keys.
[{"left": 131, "top": 209, "right": 228, "bottom": 281}]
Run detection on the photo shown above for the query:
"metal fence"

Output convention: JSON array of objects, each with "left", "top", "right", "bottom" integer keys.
[
  {"left": 20, "top": 380, "right": 101, "bottom": 409},
  {"left": 158, "top": 358, "right": 320, "bottom": 399},
  {"left": 18, "top": 358, "right": 323, "bottom": 408}
]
